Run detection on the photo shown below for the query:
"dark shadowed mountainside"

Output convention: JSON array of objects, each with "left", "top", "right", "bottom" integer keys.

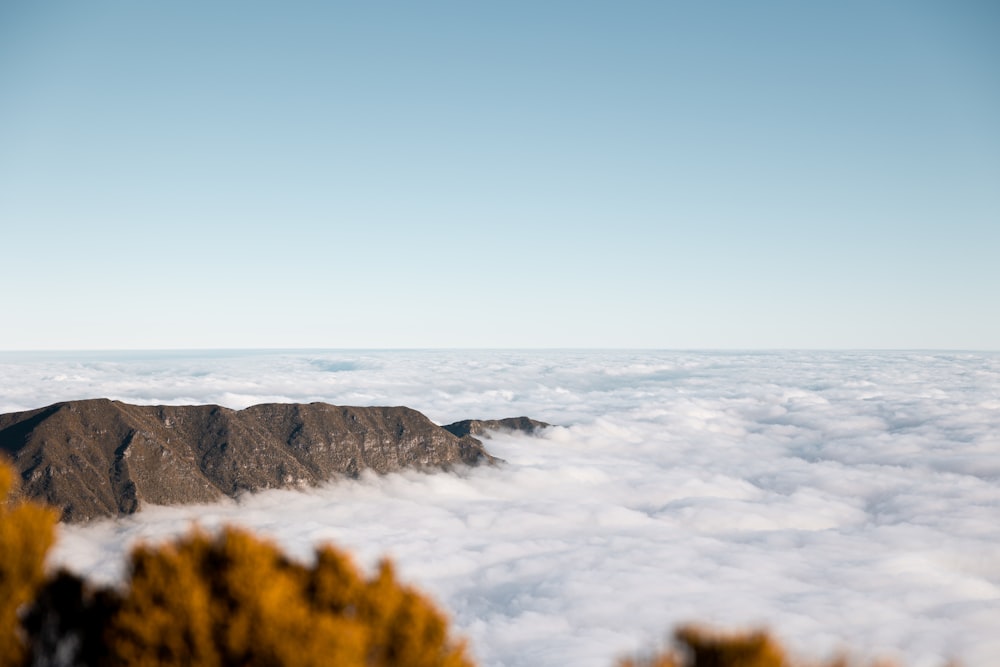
[{"left": 0, "top": 400, "right": 505, "bottom": 522}]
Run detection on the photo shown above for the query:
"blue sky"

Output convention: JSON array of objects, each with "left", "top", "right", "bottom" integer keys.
[{"left": 1, "top": 1, "right": 998, "bottom": 349}]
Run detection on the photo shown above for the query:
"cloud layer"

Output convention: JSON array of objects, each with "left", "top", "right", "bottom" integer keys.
[{"left": 3, "top": 350, "right": 998, "bottom": 667}]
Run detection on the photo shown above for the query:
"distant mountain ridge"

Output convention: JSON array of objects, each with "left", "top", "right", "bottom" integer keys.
[
  {"left": 0, "top": 399, "right": 546, "bottom": 522},
  {"left": 442, "top": 417, "right": 550, "bottom": 438}
]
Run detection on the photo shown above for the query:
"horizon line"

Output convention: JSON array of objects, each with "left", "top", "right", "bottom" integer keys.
[{"left": 1, "top": 347, "right": 997, "bottom": 354}]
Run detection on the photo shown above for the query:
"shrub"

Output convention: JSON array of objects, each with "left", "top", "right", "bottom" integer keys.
[
  {"left": 616, "top": 625, "right": 897, "bottom": 667},
  {"left": 673, "top": 625, "right": 787, "bottom": 667},
  {"left": 38, "top": 526, "right": 472, "bottom": 667},
  {"left": 0, "top": 459, "right": 58, "bottom": 667}
]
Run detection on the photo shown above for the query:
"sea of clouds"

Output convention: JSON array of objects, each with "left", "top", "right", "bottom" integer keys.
[{"left": 1, "top": 350, "right": 998, "bottom": 667}]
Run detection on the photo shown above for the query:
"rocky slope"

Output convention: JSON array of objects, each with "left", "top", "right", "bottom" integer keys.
[
  {"left": 442, "top": 417, "right": 550, "bottom": 438},
  {"left": 0, "top": 399, "right": 524, "bottom": 522}
]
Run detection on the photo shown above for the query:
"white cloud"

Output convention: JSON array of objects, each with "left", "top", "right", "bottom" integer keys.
[{"left": 3, "top": 350, "right": 998, "bottom": 667}]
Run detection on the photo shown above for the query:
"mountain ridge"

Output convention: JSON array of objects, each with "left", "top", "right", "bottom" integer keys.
[{"left": 0, "top": 399, "right": 544, "bottom": 522}]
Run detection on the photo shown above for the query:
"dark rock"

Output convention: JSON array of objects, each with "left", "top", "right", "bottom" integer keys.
[
  {"left": 0, "top": 399, "right": 499, "bottom": 522},
  {"left": 442, "top": 417, "right": 550, "bottom": 439}
]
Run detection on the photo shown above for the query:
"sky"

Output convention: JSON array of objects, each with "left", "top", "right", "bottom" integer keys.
[
  {"left": 1, "top": 1, "right": 998, "bottom": 350},
  {"left": 2, "top": 349, "right": 994, "bottom": 667}
]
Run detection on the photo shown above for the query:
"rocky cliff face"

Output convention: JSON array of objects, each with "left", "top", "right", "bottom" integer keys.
[{"left": 0, "top": 400, "right": 501, "bottom": 522}]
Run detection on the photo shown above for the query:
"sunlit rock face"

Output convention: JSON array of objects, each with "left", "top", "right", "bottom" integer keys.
[{"left": 0, "top": 399, "right": 500, "bottom": 522}]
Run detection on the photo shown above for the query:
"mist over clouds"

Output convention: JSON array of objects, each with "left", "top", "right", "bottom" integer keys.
[{"left": 3, "top": 350, "right": 998, "bottom": 667}]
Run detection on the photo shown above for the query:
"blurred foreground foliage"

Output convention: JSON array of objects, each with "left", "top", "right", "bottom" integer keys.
[
  {"left": 1, "top": 458, "right": 471, "bottom": 667},
  {"left": 1, "top": 459, "right": 926, "bottom": 667},
  {"left": 616, "top": 625, "right": 906, "bottom": 667},
  {"left": 29, "top": 527, "right": 473, "bottom": 667},
  {"left": 0, "top": 463, "right": 58, "bottom": 666}
]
